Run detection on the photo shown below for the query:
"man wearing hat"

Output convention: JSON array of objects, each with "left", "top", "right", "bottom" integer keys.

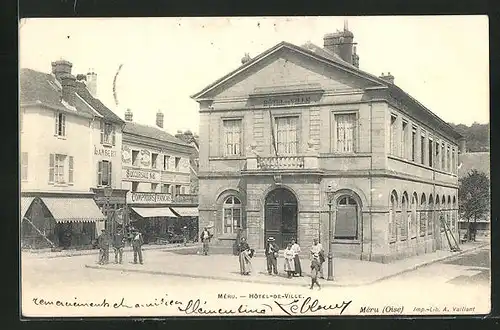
[
  {"left": 97, "top": 229, "right": 110, "bottom": 265},
  {"left": 265, "top": 237, "right": 279, "bottom": 275},
  {"left": 131, "top": 229, "right": 144, "bottom": 264}
]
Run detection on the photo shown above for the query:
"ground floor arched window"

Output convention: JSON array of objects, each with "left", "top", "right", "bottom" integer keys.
[
  {"left": 335, "top": 195, "right": 358, "bottom": 240},
  {"left": 389, "top": 191, "right": 398, "bottom": 242},
  {"left": 410, "top": 193, "right": 418, "bottom": 238},
  {"left": 223, "top": 196, "right": 242, "bottom": 234},
  {"left": 419, "top": 193, "right": 426, "bottom": 237},
  {"left": 428, "top": 195, "right": 434, "bottom": 236}
]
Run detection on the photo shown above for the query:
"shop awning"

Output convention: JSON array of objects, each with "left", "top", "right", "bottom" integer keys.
[
  {"left": 41, "top": 197, "right": 106, "bottom": 223},
  {"left": 170, "top": 207, "right": 199, "bottom": 217},
  {"left": 131, "top": 207, "right": 178, "bottom": 218},
  {"left": 21, "top": 197, "right": 34, "bottom": 218}
]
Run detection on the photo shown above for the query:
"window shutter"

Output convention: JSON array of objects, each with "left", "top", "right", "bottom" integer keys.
[
  {"left": 112, "top": 126, "right": 116, "bottom": 146},
  {"left": 54, "top": 113, "right": 59, "bottom": 135},
  {"left": 100, "top": 121, "right": 104, "bottom": 144},
  {"left": 108, "top": 161, "right": 112, "bottom": 186},
  {"left": 49, "top": 154, "right": 55, "bottom": 183},
  {"left": 97, "top": 161, "right": 102, "bottom": 186},
  {"left": 61, "top": 114, "right": 66, "bottom": 136},
  {"left": 68, "top": 156, "right": 74, "bottom": 183}
]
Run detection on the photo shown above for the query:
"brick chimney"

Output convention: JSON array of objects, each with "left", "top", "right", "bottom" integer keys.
[
  {"left": 51, "top": 60, "right": 76, "bottom": 105},
  {"left": 323, "top": 20, "right": 356, "bottom": 65},
  {"left": 379, "top": 72, "right": 395, "bottom": 84},
  {"left": 86, "top": 68, "right": 97, "bottom": 97},
  {"left": 124, "top": 108, "right": 133, "bottom": 122},
  {"left": 156, "top": 110, "right": 164, "bottom": 128}
]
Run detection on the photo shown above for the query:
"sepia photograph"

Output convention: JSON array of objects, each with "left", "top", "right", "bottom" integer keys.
[{"left": 19, "top": 16, "right": 490, "bottom": 318}]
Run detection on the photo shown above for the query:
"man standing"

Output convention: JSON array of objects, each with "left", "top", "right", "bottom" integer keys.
[
  {"left": 310, "top": 238, "right": 325, "bottom": 279},
  {"left": 200, "top": 227, "right": 212, "bottom": 256},
  {"left": 113, "top": 231, "right": 126, "bottom": 264},
  {"left": 265, "top": 237, "right": 279, "bottom": 275},
  {"left": 132, "top": 229, "right": 144, "bottom": 264},
  {"left": 97, "top": 229, "right": 110, "bottom": 265}
]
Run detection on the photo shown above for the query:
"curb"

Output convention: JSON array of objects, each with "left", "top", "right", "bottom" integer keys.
[{"left": 84, "top": 243, "right": 488, "bottom": 288}]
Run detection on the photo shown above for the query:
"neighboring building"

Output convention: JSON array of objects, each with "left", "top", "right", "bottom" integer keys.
[
  {"left": 191, "top": 25, "right": 464, "bottom": 262},
  {"left": 121, "top": 110, "right": 199, "bottom": 243},
  {"left": 20, "top": 60, "right": 125, "bottom": 249},
  {"left": 175, "top": 130, "right": 200, "bottom": 195},
  {"left": 457, "top": 151, "right": 490, "bottom": 236}
]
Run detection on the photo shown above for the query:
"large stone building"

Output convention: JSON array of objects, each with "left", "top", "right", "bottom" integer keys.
[
  {"left": 121, "top": 110, "right": 198, "bottom": 243},
  {"left": 191, "top": 26, "right": 464, "bottom": 262},
  {"left": 20, "top": 60, "right": 126, "bottom": 249}
]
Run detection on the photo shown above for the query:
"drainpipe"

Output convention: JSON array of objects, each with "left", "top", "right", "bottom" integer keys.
[{"left": 368, "top": 102, "right": 373, "bottom": 261}]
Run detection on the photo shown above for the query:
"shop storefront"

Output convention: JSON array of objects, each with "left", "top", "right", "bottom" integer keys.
[{"left": 91, "top": 187, "right": 129, "bottom": 235}]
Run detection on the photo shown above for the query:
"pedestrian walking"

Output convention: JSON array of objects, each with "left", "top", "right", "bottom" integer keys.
[
  {"left": 310, "top": 238, "right": 325, "bottom": 279},
  {"left": 237, "top": 237, "right": 253, "bottom": 275},
  {"left": 265, "top": 237, "right": 279, "bottom": 275},
  {"left": 200, "top": 227, "right": 212, "bottom": 256},
  {"left": 284, "top": 242, "right": 295, "bottom": 278},
  {"left": 97, "top": 229, "right": 110, "bottom": 265},
  {"left": 291, "top": 238, "right": 302, "bottom": 277},
  {"left": 132, "top": 230, "right": 144, "bottom": 264},
  {"left": 310, "top": 255, "right": 322, "bottom": 290},
  {"left": 112, "top": 231, "right": 126, "bottom": 264}
]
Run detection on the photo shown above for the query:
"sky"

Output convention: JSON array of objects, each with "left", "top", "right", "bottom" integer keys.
[{"left": 19, "top": 16, "right": 489, "bottom": 135}]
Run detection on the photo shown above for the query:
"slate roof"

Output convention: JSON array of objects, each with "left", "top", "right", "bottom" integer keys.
[
  {"left": 20, "top": 68, "right": 124, "bottom": 124},
  {"left": 123, "top": 122, "right": 192, "bottom": 147},
  {"left": 458, "top": 152, "right": 490, "bottom": 178},
  {"left": 191, "top": 41, "right": 463, "bottom": 141}
]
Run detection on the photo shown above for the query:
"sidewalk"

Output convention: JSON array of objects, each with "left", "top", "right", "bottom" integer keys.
[
  {"left": 85, "top": 240, "right": 489, "bottom": 287},
  {"left": 22, "top": 243, "right": 198, "bottom": 259}
]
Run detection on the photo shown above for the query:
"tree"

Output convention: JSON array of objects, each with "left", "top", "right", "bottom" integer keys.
[{"left": 458, "top": 169, "right": 490, "bottom": 240}]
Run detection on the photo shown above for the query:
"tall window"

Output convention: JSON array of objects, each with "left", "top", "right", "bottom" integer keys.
[
  {"left": 428, "top": 138, "right": 433, "bottom": 167},
  {"left": 223, "top": 119, "right": 242, "bottom": 156},
  {"left": 275, "top": 116, "right": 298, "bottom": 155},
  {"left": 55, "top": 112, "right": 66, "bottom": 137},
  {"left": 435, "top": 195, "right": 442, "bottom": 232},
  {"left": 435, "top": 141, "right": 440, "bottom": 169},
  {"left": 163, "top": 155, "right": 170, "bottom": 170},
  {"left": 175, "top": 185, "right": 181, "bottom": 196},
  {"left": 389, "top": 191, "right": 398, "bottom": 243},
  {"left": 223, "top": 196, "right": 242, "bottom": 234},
  {"left": 131, "top": 182, "right": 139, "bottom": 192},
  {"left": 419, "top": 194, "right": 427, "bottom": 237},
  {"left": 420, "top": 132, "right": 426, "bottom": 165},
  {"left": 151, "top": 183, "right": 158, "bottom": 192},
  {"left": 447, "top": 146, "right": 451, "bottom": 172},
  {"left": 100, "top": 121, "right": 115, "bottom": 145},
  {"left": 441, "top": 196, "right": 446, "bottom": 232},
  {"left": 132, "top": 150, "right": 139, "bottom": 166},
  {"left": 441, "top": 144, "right": 446, "bottom": 171},
  {"left": 335, "top": 113, "right": 357, "bottom": 153},
  {"left": 428, "top": 195, "right": 434, "bottom": 235},
  {"left": 21, "top": 152, "right": 28, "bottom": 181},
  {"left": 175, "top": 157, "right": 181, "bottom": 171},
  {"left": 401, "top": 192, "right": 408, "bottom": 240},
  {"left": 451, "top": 148, "right": 455, "bottom": 173},
  {"left": 401, "top": 121, "right": 408, "bottom": 159},
  {"left": 452, "top": 196, "right": 457, "bottom": 233},
  {"left": 410, "top": 193, "right": 418, "bottom": 238},
  {"left": 447, "top": 196, "right": 451, "bottom": 231},
  {"left": 411, "top": 127, "right": 417, "bottom": 162},
  {"left": 97, "top": 160, "right": 112, "bottom": 186},
  {"left": 151, "top": 153, "right": 158, "bottom": 169},
  {"left": 390, "top": 115, "right": 397, "bottom": 156},
  {"left": 49, "top": 154, "right": 72, "bottom": 184},
  {"left": 161, "top": 184, "right": 170, "bottom": 193},
  {"left": 335, "top": 196, "right": 358, "bottom": 240}
]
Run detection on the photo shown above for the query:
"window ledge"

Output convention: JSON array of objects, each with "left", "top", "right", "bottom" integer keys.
[
  {"left": 101, "top": 143, "right": 114, "bottom": 148},
  {"left": 54, "top": 135, "right": 67, "bottom": 140},
  {"left": 218, "top": 234, "right": 237, "bottom": 240},
  {"left": 332, "top": 239, "right": 360, "bottom": 244},
  {"left": 209, "top": 156, "right": 245, "bottom": 161}
]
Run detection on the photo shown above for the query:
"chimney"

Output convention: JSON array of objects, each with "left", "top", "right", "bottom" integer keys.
[
  {"left": 379, "top": 72, "right": 395, "bottom": 84},
  {"left": 86, "top": 68, "right": 97, "bottom": 97},
  {"left": 352, "top": 46, "right": 360, "bottom": 68},
  {"left": 51, "top": 59, "right": 73, "bottom": 81},
  {"left": 241, "top": 53, "right": 251, "bottom": 65},
  {"left": 156, "top": 110, "right": 164, "bottom": 128},
  {"left": 323, "top": 20, "right": 355, "bottom": 64},
  {"left": 124, "top": 108, "right": 133, "bottom": 122},
  {"left": 59, "top": 73, "right": 77, "bottom": 106}
]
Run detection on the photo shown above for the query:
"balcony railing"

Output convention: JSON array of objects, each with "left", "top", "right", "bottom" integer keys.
[
  {"left": 172, "top": 194, "right": 198, "bottom": 204},
  {"left": 257, "top": 156, "right": 305, "bottom": 170}
]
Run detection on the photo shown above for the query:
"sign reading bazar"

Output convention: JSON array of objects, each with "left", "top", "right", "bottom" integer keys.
[{"left": 127, "top": 192, "right": 172, "bottom": 204}]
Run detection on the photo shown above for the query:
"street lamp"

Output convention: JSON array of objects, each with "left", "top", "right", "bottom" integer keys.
[
  {"left": 103, "top": 185, "right": 113, "bottom": 235},
  {"left": 326, "top": 185, "right": 335, "bottom": 281}
]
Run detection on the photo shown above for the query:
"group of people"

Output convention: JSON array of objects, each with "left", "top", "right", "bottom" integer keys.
[
  {"left": 96, "top": 228, "right": 144, "bottom": 265},
  {"left": 234, "top": 236, "right": 326, "bottom": 289}
]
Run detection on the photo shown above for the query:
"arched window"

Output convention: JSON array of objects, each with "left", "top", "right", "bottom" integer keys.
[
  {"left": 435, "top": 195, "right": 442, "bottom": 232},
  {"left": 440, "top": 195, "right": 446, "bottom": 232},
  {"left": 401, "top": 192, "right": 409, "bottom": 240},
  {"left": 419, "top": 194, "right": 426, "bottom": 237},
  {"left": 452, "top": 196, "right": 457, "bottom": 233},
  {"left": 428, "top": 195, "right": 434, "bottom": 235},
  {"left": 389, "top": 191, "right": 398, "bottom": 242},
  {"left": 447, "top": 196, "right": 452, "bottom": 232},
  {"left": 410, "top": 193, "right": 418, "bottom": 238},
  {"left": 335, "top": 195, "right": 358, "bottom": 240},
  {"left": 223, "top": 196, "right": 242, "bottom": 234}
]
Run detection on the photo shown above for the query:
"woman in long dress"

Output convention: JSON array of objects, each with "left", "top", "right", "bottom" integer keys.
[
  {"left": 283, "top": 242, "right": 295, "bottom": 278},
  {"left": 291, "top": 239, "right": 302, "bottom": 277},
  {"left": 237, "top": 237, "right": 252, "bottom": 275}
]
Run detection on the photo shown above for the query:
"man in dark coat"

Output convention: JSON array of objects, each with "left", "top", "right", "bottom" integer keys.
[
  {"left": 113, "top": 232, "right": 126, "bottom": 264},
  {"left": 97, "top": 229, "right": 110, "bottom": 265},
  {"left": 131, "top": 230, "right": 144, "bottom": 264},
  {"left": 265, "top": 237, "right": 279, "bottom": 275},
  {"left": 200, "top": 227, "right": 212, "bottom": 256}
]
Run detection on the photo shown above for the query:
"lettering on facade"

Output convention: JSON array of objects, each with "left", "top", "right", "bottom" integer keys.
[
  {"left": 125, "top": 169, "right": 158, "bottom": 181},
  {"left": 262, "top": 95, "right": 312, "bottom": 108},
  {"left": 94, "top": 145, "right": 117, "bottom": 158},
  {"left": 122, "top": 145, "right": 132, "bottom": 164},
  {"left": 127, "top": 192, "right": 172, "bottom": 204}
]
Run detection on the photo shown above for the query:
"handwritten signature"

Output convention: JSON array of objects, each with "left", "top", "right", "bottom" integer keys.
[
  {"left": 274, "top": 297, "right": 352, "bottom": 315},
  {"left": 178, "top": 299, "right": 273, "bottom": 315}
]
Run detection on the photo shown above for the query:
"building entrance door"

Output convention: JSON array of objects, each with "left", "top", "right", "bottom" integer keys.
[{"left": 264, "top": 188, "right": 298, "bottom": 249}]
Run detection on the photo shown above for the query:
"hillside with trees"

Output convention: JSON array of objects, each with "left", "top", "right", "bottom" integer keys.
[{"left": 448, "top": 122, "right": 489, "bottom": 152}]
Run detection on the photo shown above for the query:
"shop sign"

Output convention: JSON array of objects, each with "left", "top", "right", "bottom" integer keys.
[
  {"left": 125, "top": 169, "right": 159, "bottom": 181},
  {"left": 94, "top": 145, "right": 117, "bottom": 158},
  {"left": 127, "top": 192, "right": 172, "bottom": 204}
]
